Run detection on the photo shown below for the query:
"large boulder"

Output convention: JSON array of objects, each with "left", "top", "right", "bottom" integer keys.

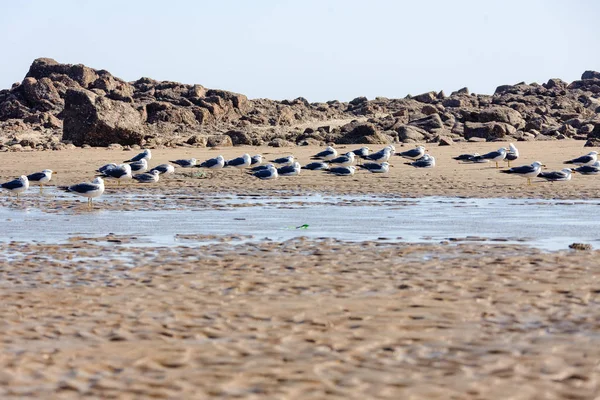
[
  {"left": 62, "top": 88, "right": 144, "bottom": 146},
  {"left": 336, "top": 122, "right": 392, "bottom": 144},
  {"left": 463, "top": 121, "right": 516, "bottom": 140},
  {"left": 582, "top": 71, "right": 600, "bottom": 80},
  {"left": 461, "top": 106, "right": 525, "bottom": 129},
  {"left": 397, "top": 125, "right": 428, "bottom": 142},
  {"left": 408, "top": 113, "right": 444, "bottom": 132},
  {"left": 20, "top": 77, "right": 62, "bottom": 110}
]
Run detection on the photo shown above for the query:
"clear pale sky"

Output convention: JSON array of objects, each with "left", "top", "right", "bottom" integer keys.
[{"left": 1, "top": 0, "right": 598, "bottom": 102}]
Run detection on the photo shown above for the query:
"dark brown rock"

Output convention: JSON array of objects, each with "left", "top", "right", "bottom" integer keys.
[
  {"left": 224, "top": 130, "right": 252, "bottom": 145},
  {"left": 206, "top": 135, "right": 233, "bottom": 147},
  {"left": 337, "top": 122, "right": 391, "bottom": 144},
  {"left": 463, "top": 121, "right": 516, "bottom": 140}
]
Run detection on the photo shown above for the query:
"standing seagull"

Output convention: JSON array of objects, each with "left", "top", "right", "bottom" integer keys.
[
  {"left": 226, "top": 154, "right": 252, "bottom": 171},
  {"left": 169, "top": 158, "right": 197, "bottom": 168},
  {"left": 251, "top": 164, "right": 278, "bottom": 180},
  {"left": 124, "top": 149, "right": 151, "bottom": 163},
  {"left": 505, "top": 143, "right": 519, "bottom": 167},
  {"left": 471, "top": 147, "right": 507, "bottom": 169},
  {"left": 539, "top": 168, "right": 574, "bottom": 182},
  {"left": 574, "top": 161, "right": 600, "bottom": 175},
  {"left": 359, "top": 162, "right": 391, "bottom": 173},
  {"left": 65, "top": 177, "right": 105, "bottom": 209},
  {"left": 271, "top": 155, "right": 295, "bottom": 166},
  {"left": 327, "top": 166, "right": 356, "bottom": 176},
  {"left": 278, "top": 162, "right": 301, "bottom": 176},
  {"left": 198, "top": 155, "right": 225, "bottom": 169},
  {"left": 500, "top": 161, "right": 545, "bottom": 185},
  {"left": 98, "top": 164, "right": 132, "bottom": 186},
  {"left": 352, "top": 146, "right": 370, "bottom": 159},
  {"left": 129, "top": 158, "right": 148, "bottom": 172},
  {"left": 27, "top": 169, "right": 55, "bottom": 192},
  {"left": 397, "top": 145, "right": 427, "bottom": 160},
  {"left": 1, "top": 175, "right": 29, "bottom": 198},
  {"left": 311, "top": 146, "right": 337, "bottom": 161},
  {"left": 133, "top": 170, "right": 160, "bottom": 183},
  {"left": 365, "top": 146, "right": 394, "bottom": 163},
  {"left": 408, "top": 155, "right": 436, "bottom": 168},
  {"left": 329, "top": 152, "right": 355, "bottom": 166},
  {"left": 149, "top": 164, "right": 175, "bottom": 175},
  {"left": 564, "top": 151, "right": 598, "bottom": 166}
]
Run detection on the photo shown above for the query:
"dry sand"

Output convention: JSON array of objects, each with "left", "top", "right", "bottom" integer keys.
[{"left": 1, "top": 141, "right": 600, "bottom": 399}]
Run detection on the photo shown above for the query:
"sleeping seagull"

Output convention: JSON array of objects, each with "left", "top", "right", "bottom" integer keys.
[
  {"left": 252, "top": 164, "right": 278, "bottom": 180},
  {"left": 397, "top": 145, "right": 426, "bottom": 160},
  {"left": 408, "top": 155, "right": 436, "bottom": 168},
  {"left": 97, "top": 163, "right": 117, "bottom": 174},
  {"left": 311, "top": 146, "right": 337, "bottom": 161},
  {"left": 302, "top": 162, "right": 330, "bottom": 171},
  {"left": 505, "top": 143, "right": 519, "bottom": 167},
  {"left": 278, "top": 162, "right": 301, "bottom": 176},
  {"left": 128, "top": 158, "right": 148, "bottom": 172},
  {"left": 365, "top": 146, "right": 393, "bottom": 163},
  {"left": 251, "top": 155, "right": 263, "bottom": 166},
  {"left": 500, "top": 161, "right": 545, "bottom": 185},
  {"left": 1, "top": 175, "right": 29, "bottom": 198},
  {"left": 124, "top": 149, "right": 151, "bottom": 163},
  {"left": 169, "top": 158, "right": 197, "bottom": 168},
  {"left": 329, "top": 152, "right": 355, "bottom": 166},
  {"left": 270, "top": 155, "right": 295, "bottom": 166},
  {"left": 327, "top": 166, "right": 356, "bottom": 176},
  {"left": 99, "top": 164, "right": 132, "bottom": 185},
  {"left": 226, "top": 154, "right": 252, "bottom": 170},
  {"left": 133, "top": 170, "right": 160, "bottom": 183},
  {"left": 65, "top": 177, "right": 105, "bottom": 208},
  {"left": 453, "top": 153, "right": 479, "bottom": 162},
  {"left": 574, "top": 161, "right": 600, "bottom": 175},
  {"left": 251, "top": 164, "right": 271, "bottom": 172},
  {"left": 149, "top": 164, "right": 175, "bottom": 175},
  {"left": 470, "top": 147, "right": 507, "bottom": 168},
  {"left": 564, "top": 151, "right": 598, "bottom": 166},
  {"left": 198, "top": 155, "right": 225, "bottom": 169},
  {"left": 359, "top": 162, "right": 390, "bottom": 173},
  {"left": 539, "top": 168, "right": 574, "bottom": 182},
  {"left": 26, "top": 169, "right": 54, "bottom": 191}
]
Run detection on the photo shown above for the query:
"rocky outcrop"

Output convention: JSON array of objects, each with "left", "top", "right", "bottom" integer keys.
[{"left": 1, "top": 58, "right": 600, "bottom": 150}]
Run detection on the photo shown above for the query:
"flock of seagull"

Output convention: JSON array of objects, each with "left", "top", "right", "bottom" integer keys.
[{"left": 0, "top": 143, "right": 598, "bottom": 208}]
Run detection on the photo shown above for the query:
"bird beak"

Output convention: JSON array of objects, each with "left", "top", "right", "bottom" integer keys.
[
  {"left": 542, "top": 164, "right": 547, "bottom": 168},
  {"left": 389, "top": 165, "right": 395, "bottom": 167},
  {"left": 571, "top": 170, "right": 577, "bottom": 174}
]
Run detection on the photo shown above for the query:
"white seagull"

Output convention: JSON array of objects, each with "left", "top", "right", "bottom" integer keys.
[
  {"left": 408, "top": 155, "right": 436, "bottom": 168},
  {"left": 251, "top": 155, "right": 263, "bottom": 166},
  {"left": 327, "top": 166, "right": 356, "bottom": 176},
  {"left": 564, "top": 151, "right": 598, "bottom": 166},
  {"left": 270, "top": 155, "right": 295, "bottom": 166},
  {"left": 133, "top": 170, "right": 160, "bottom": 183},
  {"left": 129, "top": 158, "right": 148, "bottom": 172},
  {"left": 360, "top": 162, "right": 391, "bottom": 173},
  {"left": 471, "top": 147, "right": 508, "bottom": 168},
  {"left": 311, "top": 146, "right": 337, "bottom": 161},
  {"left": 66, "top": 177, "right": 105, "bottom": 208},
  {"left": 199, "top": 155, "right": 225, "bottom": 169},
  {"left": 169, "top": 158, "right": 197, "bottom": 168},
  {"left": 505, "top": 143, "right": 519, "bottom": 167},
  {"left": 365, "top": 146, "right": 393, "bottom": 163},
  {"left": 149, "top": 164, "right": 175, "bottom": 175},
  {"left": 397, "top": 145, "right": 427, "bottom": 160},
  {"left": 26, "top": 169, "right": 55, "bottom": 191},
  {"left": 500, "top": 161, "right": 545, "bottom": 185},
  {"left": 252, "top": 164, "right": 278, "bottom": 180},
  {"left": 226, "top": 154, "right": 252, "bottom": 170},
  {"left": 1, "top": 175, "right": 29, "bottom": 197},
  {"left": 574, "top": 161, "right": 600, "bottom": 175},
  {"left": 538, "top": 168, "right": 574, "bottom": 182},
  {"left": 329, "top": 152, "right": 355, "bottom": 166},
  {"left": 277, "top": 162, "right": 301, "bottom": 176},
  {"left": 98, "top": 164, "right": 132, "bottom": 186},
  {"left": 125, "top": 149, "right": 151, "bottom": 163}
]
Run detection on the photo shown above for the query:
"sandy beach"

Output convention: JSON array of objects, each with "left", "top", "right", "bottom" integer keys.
[{"left": 1, "top": 142, "right": 600, "bottom": 398}]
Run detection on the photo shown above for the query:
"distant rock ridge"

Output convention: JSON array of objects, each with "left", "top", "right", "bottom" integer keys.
[{"left": 0, "top": 57, "right": 599, "bottom": 150}]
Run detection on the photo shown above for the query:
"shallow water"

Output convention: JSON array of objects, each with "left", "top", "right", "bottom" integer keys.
[{"left": 0, "top": 194, "right": 598, "bottom": 250}]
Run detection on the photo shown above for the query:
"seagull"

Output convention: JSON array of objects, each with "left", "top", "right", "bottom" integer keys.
[
  {"left": 359, "top": 162, "right": 391, "bottom": 173},
  {"left": 149, "top": 164, "right": 175, "bottom": 175},
  {"left": 278, "top": 162, "right": 301, "bottom": 176},
  {"left": 226, "top": 154, "right": 252, "bottom": 170},
  {"left": 198, "top": 155, "right": 225, "bottom": 169},
  {"left": 505, "top": 143, "right": 519, "bottom": 167},
  {"left": 311, "top": 146, "right": 337, "bottom": 161},
  {"left": 351, "top": 146, "right": 370, "bottom": 159},
  {"left": 251, "top": 164, "right": 271, "bottom": 172},
  {"left": 271, "top": 155, "right": 294, "bottom": 166},
  {"left": 327, "top": 166, "right": 356, "bottom": 176},
  {"left": 65, "top": 177, "right": 105, "bottom": 208},
  {"left": 453, "top": 153, "right": 479, "bottom": 161},
  {"left": 133, "top": 170, "right": 160, "bottom": 183},
  {"left": 1, "top": 175, "right": 29, "bottom": 198},
  {"left": 251, "top": 155, "right": 263, "bottom": 166},
  {"left": 128, "top": 158, "right": 148, "bottom": 172},
  {"left": 97, "top": 163, "right": 117, "bottom": 174},
  {"left": 124, "top": 149, "right": 151, "bottom": 163},
  {"left": 26, "top": 169, "right": 55, "bottom": 191},
  {"left": 470, "top": 147, "right": 507, "bottom": 168},
  {"left": 574, "top": 161, "right": 600, "bottom": 175},
  {"left": 397, "top": 145, "right": 427, "bottom": 160},
  {"left": 98, "top": 164, "right": 132, "bottom": 185},
  {"left": 408, "top": 154, "right": 435, "bottom": 168},
  {"left": 329, "top": 152, "right": 355, "bottom": 166},
  {"left": 302, "top": 162, "right": 330, "bottom": 171},
  {"left": 364, "top": 146, "right": 393, "bottom": 163},
  {"left": 538, "top": 168, "right": 574, "bottom": 182},
  {"left": 251, "top": 164, "right": 278, "bottom": 180},
  {"left": 500, "top": 161, "right": 545, "bottom": 185},
  {"left": 564, "top": 151, "right": 598, "bottom": 166},
  {"left": 169, "top": 158, "right": 197, "bottom": 168}
]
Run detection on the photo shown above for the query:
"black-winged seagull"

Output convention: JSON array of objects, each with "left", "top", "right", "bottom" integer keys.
[
  {"left": 133, "top": 170, "right": 160, "bottom": 183},
  {"left": 564, "top": 151, "right": 598, "bottom": 166},
  {"left": 500, "top": 161, "right": 545, "bottom": 185},
  {"left": 251, "top": 164, "right": 278, "bottom": 180},
  {"left": 359, "top": 162, "right": 390, "bottom": 173},
  {"left": 149, "top": 164, "right": 175, "bottom": 175},
  {"left": 311, "top": 146, "right": 337, "bottom": 161},
  {"left": 1, "top": 175, "right": 29, "bottom": 197},
  {"left": 66, "top": 177, "right": 105, "bottom": 208},
  {"left": 397, "top": 145, "right": 426, "bottom": 160},
  {"left": 27, "top": 169, "right": 55, "bottom": 191},
  {"left": 169, "top": 158, "right": 197, "bottom": 168},
  {"left": 538, "top": 168, "right": 574, "bottom": 182},
  {"left": 302, "top": 162, "right": 330, "bottom": 171},
  {"left": 277, "top": 162, "right": 301, "bottom": 176},
  {"left": 124, "top": 149, "right": 151, "bottom": 163},
  {"left": 198, "top": 155, "right": 225, "bottom": 169}
]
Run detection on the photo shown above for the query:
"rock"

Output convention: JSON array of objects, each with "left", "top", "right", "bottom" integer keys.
[
  {"left": 62, "top": 88, "right": 145, "bottom": 146},
  {"left": 349, "top": 96, "right": 368, "bottom": 106},
  {"left": 582, "top": 71, "right": 600, "bottom": 80},
  {"left": 408, "top": 114, "right": 444, "bottom": 132},
  {"left": 442, "top": 98, "right": 463, "bottom": 108},
  {"left": 544, "top": 78, "right": 567, "bottom": 89},
  {"left": 437, "top": 136, "right": 454, "bottom": 146},
  {"left": 337, "top": 123, "right": 391, "bottom": 144},
  {"left": 413, "top": 91, "right": 437, "bottom": 104},
  {"left": 206, "top": 135, "right": 233, "bottom": 147},
  {"left": 268, "top": 138, "right": 295, "bottom": 147},
  {"left": 107, "top": 143, "right": 123, "bottom": 150},
  {"left": 463, "top": 106, "right": 525, "bottom": 129},
  {"left": 20, "top": 77, "right": 62, "bottom": 110},
  {"left": 224, "top": 130, "right": 252, "bottom": 146},
  {"left": 584, "top": 139, "right": 600, "bottom": 147},
  {"left": 569, "top": 243, "right": 592, "bottom": 250},
  {"left": 186, "top": 135, "right": 208, "bottom": 147},
  {"left": 463, "top": 121, "right": 516, "bottom": 140},
  {"left": 421, "top": 104, "right": 438, "bottom": 115},
  {"left": 397, "top": 125, "right": 428, "bottom": 142}
]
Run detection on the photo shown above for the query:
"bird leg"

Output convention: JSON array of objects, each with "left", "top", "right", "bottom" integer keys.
[
  {"left": 507, "top": 160, "right": 511, "bottom": 167},
  {"left": 527, "top": 178, "right": 531, "bottom": 186},
  {"left": 495, "top": 162, "right": 499, "bottom": 169}
]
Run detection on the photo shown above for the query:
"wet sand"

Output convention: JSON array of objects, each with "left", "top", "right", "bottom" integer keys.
[
  {"left": 1, "top": 142, "right": 600, "bottom": 398},
  {"left": 0, "top": 141, "right": 598, "bottom": 199}
]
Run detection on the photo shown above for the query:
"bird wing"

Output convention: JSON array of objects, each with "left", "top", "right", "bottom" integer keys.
[
  {"left": 1, "top": 179, "right": 24, "bottom": 190},
  {"left": 482, "top": 150, "right": 500, "bottom": 159},
  {"left": 400, "top": 148, "right": 420, "bottom": 158},
  {"left": 68, "top": 183, "right": 98, "bottom": 193},
  {"left": 26, "top": 172, "right": 46, "bottom": 181},
  {"left": 508, "top": 165, "right": 535, "bottom": 174},
  {"left": 569, "top": 155, "right": 592, "bottom": 164}
]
